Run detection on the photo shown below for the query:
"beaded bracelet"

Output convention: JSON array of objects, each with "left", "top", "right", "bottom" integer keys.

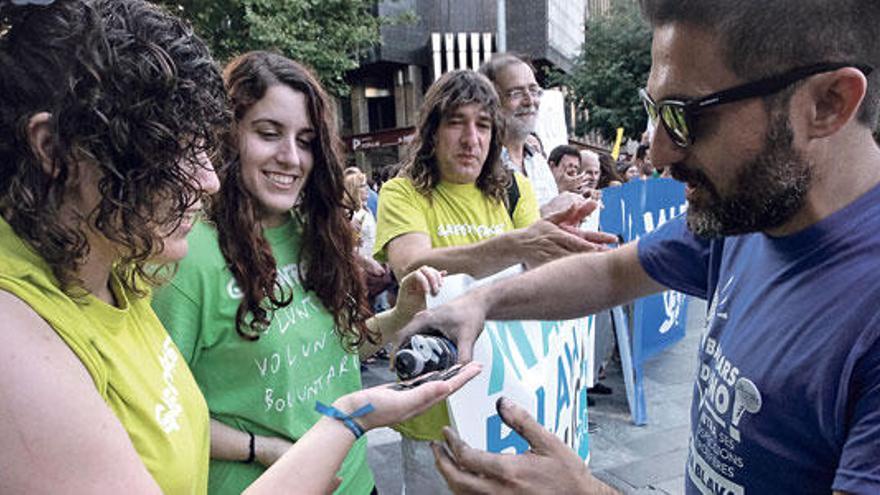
[{"left": 315, "top": 401, "right": 375, "bottom": 439}]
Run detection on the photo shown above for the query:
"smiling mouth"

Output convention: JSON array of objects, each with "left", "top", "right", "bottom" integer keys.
[{"left": 264, "top": 171, "right": 297, "bottom": 187}]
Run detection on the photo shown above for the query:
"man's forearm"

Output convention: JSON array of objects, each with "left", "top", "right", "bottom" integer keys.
[
  {"left": 396, "top": 231, "right": 524, "bottom": 280},
  {"left": 480, "top": 242, "right": 664, "bottom": 322}
]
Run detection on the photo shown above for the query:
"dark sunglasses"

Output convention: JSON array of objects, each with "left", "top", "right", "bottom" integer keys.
[{"left": 639, "top": 62, "right": 874, "bottom": 148}]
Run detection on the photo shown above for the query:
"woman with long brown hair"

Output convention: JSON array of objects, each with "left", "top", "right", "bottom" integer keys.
[{"left": 151, "top": 51, "right": 442, "bottom": 494}]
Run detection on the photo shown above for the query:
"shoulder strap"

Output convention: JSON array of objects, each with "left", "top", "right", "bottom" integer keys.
[{"left": 506, "top": 172, "right": 520, "bottom": 220}]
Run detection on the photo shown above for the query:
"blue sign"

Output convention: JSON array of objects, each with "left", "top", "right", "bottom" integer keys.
[{"left": 600, "top": 179, "right": 689, "bottom": 424}]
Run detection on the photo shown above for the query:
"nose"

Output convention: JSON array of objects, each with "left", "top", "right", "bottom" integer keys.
[
  {"left": 460, "top": 121, "right": 480, "bottom": 147},
  {"left": 522, "top": 88, "right": 541, "bottom": 109},
  {"left": 648, "top": 124, "right": 686, "bottom": 171},
  {"left": 276, "top": 136, "right": 302, "bottom": 168},
  {"left": 195, "top": 152, "right": 220, "bottom": 195}
]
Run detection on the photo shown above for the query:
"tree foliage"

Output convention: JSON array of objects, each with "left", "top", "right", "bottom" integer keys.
[
  {"left": 563, "top": 0, "right": 652, "bottom": 142},
  {"left": 157, "top": 0, "right": 391, "bottom": 95}
]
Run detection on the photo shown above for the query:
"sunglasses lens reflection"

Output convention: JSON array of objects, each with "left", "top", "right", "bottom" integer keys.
[{"left": 661, "top": 105, "right": 689, "bottom": 146}]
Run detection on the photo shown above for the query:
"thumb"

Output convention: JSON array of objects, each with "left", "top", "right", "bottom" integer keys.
[
  {"left": 547, "top": 200, "right": 591, "bottom": 226},
  {"left": 394, "top": 312, "right": 426, "bottom": 351},
  {"left": 579, "top": 199, "right": 599, "bottom": 217},
  {"left": 455, "top": 335, "right": 476, "bottom": 363},
  {"left": 495, "top": 397, "right": 559, "bottom": 454}
]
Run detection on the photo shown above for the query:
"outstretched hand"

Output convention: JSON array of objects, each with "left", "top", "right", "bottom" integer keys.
[
  {"left": 337, "top": 362, "right": 482, "bottom": 432},
  {"left": 432, "top": 397, "right": 618, "bottom": 495},
  {"left": 394, "top": 287, "right": 490, "bottom": 363},
  {"left": 520, "top": 201, "right": 618, "bottom": 269}
]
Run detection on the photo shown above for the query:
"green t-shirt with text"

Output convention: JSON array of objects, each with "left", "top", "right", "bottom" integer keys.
[{"left": 152, "top": 219, "right": 373, "bottom": 495}]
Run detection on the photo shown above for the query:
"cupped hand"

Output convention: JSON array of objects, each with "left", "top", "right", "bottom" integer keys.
[
  {"left": 432, "top": 397, "right": 616, "bottom": 495},
  {"left": 335, "top": 362, "right": 483, "bottom": 432},
  {"left": 392, "top": 265, "right": 445, "bottom": 323}
]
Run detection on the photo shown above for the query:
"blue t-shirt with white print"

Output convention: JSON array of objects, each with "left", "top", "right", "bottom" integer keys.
[{"left": 637, "top": 184, "right": 880, "bottom": 494}]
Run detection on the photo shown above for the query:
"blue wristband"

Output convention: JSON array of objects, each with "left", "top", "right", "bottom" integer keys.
[{"left": 315, "top": 401, "right": 375, "bottom": 439}]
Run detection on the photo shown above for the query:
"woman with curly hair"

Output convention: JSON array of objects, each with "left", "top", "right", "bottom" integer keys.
[
  {"left": 0, "top": 0, "right": 222, "bottom": 491},
  {"left": 151, "top": 51, "right": 447, "bottom": 494},
  {"left": 0, "top": 2, "right": 479, "bottom": 493}
]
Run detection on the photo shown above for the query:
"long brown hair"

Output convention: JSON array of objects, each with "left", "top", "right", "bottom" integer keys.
[
  {"left": 214, "top": 51, "right": 374, "bottom": 348},
  {"left": 399, "top": 70, "right": 509, "bottom": 203}
]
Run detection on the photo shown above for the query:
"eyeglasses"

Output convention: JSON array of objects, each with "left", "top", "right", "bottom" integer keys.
[
  {"left": 639, "top": 62, "right": 874, "bottom": 148},
  {"left": 505, "top": 85, "right": 543, "bottom": 101}
]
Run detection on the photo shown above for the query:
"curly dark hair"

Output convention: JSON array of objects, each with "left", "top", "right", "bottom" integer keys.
[
  {"left": 0, "top": 0, "right": 228, "bottom": 295},
  {"left": 216, "top": 51, "right": 375, "bottom": 348},
  {"left": 399, "top": 70, "right": 509, "bottom": 203}
]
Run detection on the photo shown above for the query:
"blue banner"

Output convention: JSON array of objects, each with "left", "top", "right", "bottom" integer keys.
[{"left": 600, "top": 179, "right": 689, "bottom": 424}]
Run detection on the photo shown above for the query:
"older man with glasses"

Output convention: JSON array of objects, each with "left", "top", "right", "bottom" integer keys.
[
  {"left": 400, "top": 1, "right": 880, "bottom": 493},
  {"left": 480, "top": 54, "right": 588, "bottom": 217}
]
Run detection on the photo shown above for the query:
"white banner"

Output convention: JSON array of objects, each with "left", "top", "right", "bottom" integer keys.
[
  {"left": 535, "top": 89, "right": 569, "bottom": 156},
  {"left": 436, "top": 265, "right": 594, "bottom": 462}
]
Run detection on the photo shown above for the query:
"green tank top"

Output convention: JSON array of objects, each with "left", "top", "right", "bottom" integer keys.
[{"left": 0, "top": 218, "right": 210, "bottom": 493}]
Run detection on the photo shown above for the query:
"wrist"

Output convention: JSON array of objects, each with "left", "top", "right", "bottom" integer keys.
[
  {"left": 253, "top": 435, "right": 269, "bottom": 466},
  {"left": 243, "top": 429, "right": 256, "bottom": 464},
  {"left": 471, "top": 285, "right": 494, "bottom": 321},
  {"left": 384, "top": 307, "right": 406, "bottom": 338},
  {"left": 500, "top": 229, "right": 525, "bottom": 262},
  {"left": 329, "top": 394, "right": 374, "bottom": 434},
  {"left": 372, "top": 308, "right": 405, "bottom": 345}
]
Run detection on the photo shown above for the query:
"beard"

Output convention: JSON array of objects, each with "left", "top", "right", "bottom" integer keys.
[
  {"left": 503, "top": 106, "right": 538, "bottom": 141},
  {"left": 672, "top": 113, "right": 812, "bottom": 238}
]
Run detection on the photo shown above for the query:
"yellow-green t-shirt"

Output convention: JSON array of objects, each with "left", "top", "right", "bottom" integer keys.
[
  {"left": 0, "top": 218, "right": 210, "bottom": 494},
  {"left": 374, "top": 175, "right": 539, "bottom": 440},
  {"left": 374, "top": 174, "right": 539, "bottom": 262}
]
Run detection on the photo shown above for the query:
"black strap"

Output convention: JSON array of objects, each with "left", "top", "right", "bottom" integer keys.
[{"left": 506, "top": 171, "right": 520, "bottom": 219}]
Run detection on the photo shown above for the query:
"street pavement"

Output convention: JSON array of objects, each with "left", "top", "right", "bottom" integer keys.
[{"left": 361, "top": 298, "right": 706, "bottom": 494}]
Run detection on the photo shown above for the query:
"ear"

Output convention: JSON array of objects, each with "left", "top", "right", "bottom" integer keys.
[
  {"left": 26, "top": 112, "right": 58, "bottom": 177},
  {"left": 803, "top": 67, "right": 868, "bottom": 139}
]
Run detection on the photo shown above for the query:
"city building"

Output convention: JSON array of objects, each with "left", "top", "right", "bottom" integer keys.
[{"left": 341, "top": 0, "right": 588, "bottom": 177}]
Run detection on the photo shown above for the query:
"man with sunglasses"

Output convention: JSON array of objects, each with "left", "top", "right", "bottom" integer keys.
[{"left": 402, "top": 1, "right": 880, "bottom": 493}]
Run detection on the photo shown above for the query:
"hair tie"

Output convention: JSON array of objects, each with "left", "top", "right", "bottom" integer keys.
[{"left": 315, "top": 401, "right": 374, "bottom": 439}]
